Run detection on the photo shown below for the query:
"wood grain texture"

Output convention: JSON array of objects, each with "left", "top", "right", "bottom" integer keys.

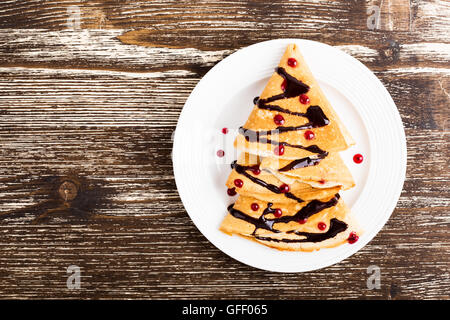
[{"left": 0, "top": 0, "right": 449, "bottom": 299}]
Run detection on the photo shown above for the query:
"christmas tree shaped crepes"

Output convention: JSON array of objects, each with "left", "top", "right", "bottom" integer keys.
[{"left": 220, "top": 44, "right": 361, "bottom": 251}]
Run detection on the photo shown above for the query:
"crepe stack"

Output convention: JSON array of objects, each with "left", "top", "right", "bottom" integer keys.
[{"left": 220, "top": 44, "right": 361, "bottom": 251}]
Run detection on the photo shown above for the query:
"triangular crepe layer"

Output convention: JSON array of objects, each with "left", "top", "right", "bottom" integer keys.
[
  {"left": 260, "top": 152, "right": 355, "bottom": 190},
  {"left": 226, "top": 153, "right": 341, "bottom": 203},
  {"left": 220, "top": 194, "right": 361, "bottom": 252},
  {"left": 234, "top": 43, "right": 354, "bottom": 160}
]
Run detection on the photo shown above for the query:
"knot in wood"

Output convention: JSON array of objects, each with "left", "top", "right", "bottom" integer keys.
[{"left": 58, "top": 181, "right": 78, "bottom": 201}]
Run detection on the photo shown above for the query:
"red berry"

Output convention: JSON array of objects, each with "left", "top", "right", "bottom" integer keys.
[
  {"left": 273, "top": 209, "right": 282, "bottom": 218},
  {"left": 234, "top": 179, "right": 243, "bottom": 188},
  {"left": 274, "top": 114, "right": 285, "bottom": 125},
  {"left": 353, "top": 154, "right": 364, "bottom": 164},
  {"left": 274, "top": 145, "right": 285, "bottom": 156},
  {"left": 299, "top": 94, "right": 310, "bottom": 104},
  {"left": 318, "top": 222, "right": 327, "bottom": 230},
  {"left": 348, "top": 232, "right": 359, "bottom": 244},
  {"left": 227, "top": 188, "right": 237, "bottom": 196},
  {"left": 251, "top": 203, "right": 259, "bottom": 211},
  {"left": 281, "top": 79, "right": 287, "bottom": 91},
  {"left": 287, "top": 58, "right": 297, "bottom": 67},
  {"left": 222, "top": 127, "right": 228, "bottom": 134},
  {"left": 251, "top": 166, "right": 261, "bottom": 175},
  {"left": 319, "top": 179, "right": 326, "bottom": 184},
  {"left": 304, "top": 130, "right": 315, "bottom": 140},
  {"left": 298, "top": 218, "right": 308, "bottom": 224},
  {"left": 279, "top": 184, "right": 290, "bottom": 193},
  {"left": 216, "top": 150, "right": 225, "bottom": 157}
]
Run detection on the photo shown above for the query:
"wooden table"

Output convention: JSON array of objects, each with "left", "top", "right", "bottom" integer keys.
[{"left": 0, "top": 0, "right": 448, "bottom": 299}]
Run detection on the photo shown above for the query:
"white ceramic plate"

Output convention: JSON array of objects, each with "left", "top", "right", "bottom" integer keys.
[{"left": 173, "top": 39, "right": 406, "bottom": 272}]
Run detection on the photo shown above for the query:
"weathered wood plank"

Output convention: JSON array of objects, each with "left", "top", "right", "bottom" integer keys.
[
  {"left": 0, "top": 206, "right": 448, "bottom": 299},
  {"left": 0, "top": 128, "right": 448, "bottom": 216},
  {"left": 0, "top": 0, "right": 449, "bottom": 44},
  {"left": 0, "top": 65, "right": 448, "bottom": 130},
  {"left": 0, "top": 30, "right": 449, "bottom": 76}
]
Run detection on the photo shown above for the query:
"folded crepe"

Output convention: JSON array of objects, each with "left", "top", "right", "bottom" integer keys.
[
  {"left": 226, "top": 153, "right": 341, "bottom": 203},
  {"left": 220, "top": 194, "right": 361, "bottom": 252},
  {"left": 234, "top": 43, "right": 354, "bottom": 160},
  {"left": 260, "top": 152, "right": 355, "bottom": 190}
]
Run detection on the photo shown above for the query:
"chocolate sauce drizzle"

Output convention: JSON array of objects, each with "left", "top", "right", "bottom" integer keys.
[
  {"left": 274, "top": 194, "right": 339, "bottom": 224},
  {"left": 238, "top": 126, "right": 327, "bottom": 155},
  {"left": 242, "top": 68, "right": 329, "bottom": 158},
  {"left": 256, "top": 218, "right": 348, "bottom": 243},
  {"left": 231, "top": 161, "right": 304, "bottom": 203},
  {"left": 227, "top": 204, "right": 280, "bottom": 236},
  {"left": 240, "top": 106, "right": 329, "bottom": 137},
  {"left": 257, "top": 67, "right": 310, "bottom": 104},
  {"left": 279, "top": 152, "right": 329, "bottom": 172},
  {"left": 227, "top": 195, "right": 346, "bottom": 242}
]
